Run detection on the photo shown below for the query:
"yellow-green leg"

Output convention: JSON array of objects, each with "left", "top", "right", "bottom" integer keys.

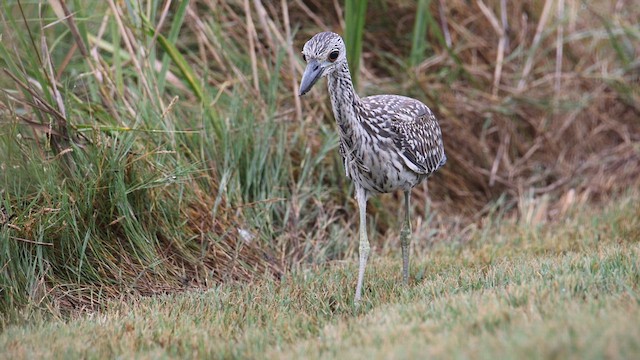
[
  {"left": 354, "top": 187, "right": 370, "bottom": 304},
  {"left": 400, "top": 190, "right": 412, "bottom": 284}
]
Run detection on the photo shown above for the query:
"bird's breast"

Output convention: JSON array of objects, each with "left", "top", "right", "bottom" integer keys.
[{"left": 340, "top": 130, "right": 424, "bottom": 194}]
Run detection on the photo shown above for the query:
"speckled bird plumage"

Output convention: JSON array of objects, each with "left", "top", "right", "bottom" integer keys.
[
  {"left": 338, "top": 94, "right": 446, "bottom": 194},
  {"left": 299, "top": 31, "right": 446, "bottom": 304}
]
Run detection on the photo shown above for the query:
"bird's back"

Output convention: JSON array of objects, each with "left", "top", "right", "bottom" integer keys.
[{"left": 361, "top": 95, "right": 428, "bottom": 123}]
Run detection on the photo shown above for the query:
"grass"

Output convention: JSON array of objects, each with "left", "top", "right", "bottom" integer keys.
[
  {"left": 345, "top": 0, "right": 368, "bottom": 86},
  {"left": 0, "top": 0, "right": 340, "bottom": 314},
  {"left": 1, "top": 192, "right": 638, "bottom": 358},
  {"left": 0, "top": 0, "right": 639, "bottom": 357}
]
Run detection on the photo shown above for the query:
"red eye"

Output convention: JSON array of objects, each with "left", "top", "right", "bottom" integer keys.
[{"left": 328, "top": 51, "right": 339, "bottom": 62}]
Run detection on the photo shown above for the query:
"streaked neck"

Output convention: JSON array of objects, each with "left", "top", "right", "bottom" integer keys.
[{"left": 327, "top": 63, "right": 362, "bottom": 133}]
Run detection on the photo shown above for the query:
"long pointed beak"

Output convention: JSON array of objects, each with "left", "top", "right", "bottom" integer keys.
[{"left": 299, "top": 59, "right": 323, "bottom": 96}]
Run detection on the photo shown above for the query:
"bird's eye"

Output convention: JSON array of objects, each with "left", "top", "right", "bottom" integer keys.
[
  {"left": 328, "top": 51, "right": 339, "bottom": 62},
  {"left": 302, "top": 54, "right": 307, "bottom": 62}
]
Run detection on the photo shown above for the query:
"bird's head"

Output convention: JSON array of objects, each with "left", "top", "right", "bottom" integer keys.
[{"left": 299, "top": 32, "right": 347, "bottom": 96}]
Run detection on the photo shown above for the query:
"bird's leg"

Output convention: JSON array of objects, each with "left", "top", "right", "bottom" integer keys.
[
  {"left": 354, "top": 187, "right": 370, "bottom": 304},
  {"left": 401, "top": 190, "right": 412, "bottom": 284}
]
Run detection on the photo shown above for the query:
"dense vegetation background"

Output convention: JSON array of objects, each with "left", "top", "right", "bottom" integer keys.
[{"left": 1, "top": 0, "right": 638, "bottom": 320}]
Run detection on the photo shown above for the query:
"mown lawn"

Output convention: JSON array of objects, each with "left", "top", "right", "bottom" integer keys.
[{"left": 2, "top": 193, "right": 638, "bottom": 359}]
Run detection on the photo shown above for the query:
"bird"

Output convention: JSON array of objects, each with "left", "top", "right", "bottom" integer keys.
[{"left": 298, "top": 32, "right": 446, "bottom": 303}]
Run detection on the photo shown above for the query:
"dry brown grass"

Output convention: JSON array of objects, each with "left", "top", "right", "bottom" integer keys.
[{"left": 289, "top": 0, "right": 640, "bottom": 218}]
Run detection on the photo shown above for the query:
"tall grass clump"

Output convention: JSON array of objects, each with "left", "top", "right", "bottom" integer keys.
[{"left": 0, "top": 0, "right": 347, "bottom": 318}]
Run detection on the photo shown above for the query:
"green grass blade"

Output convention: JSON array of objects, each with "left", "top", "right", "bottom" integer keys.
[
  {"left": 157, "top": 0, "right": 189, "bottom": 93},
  {"left": 410, "top": 0, "right": 431, "bottom": 67},
  {"left": 155, "top": 32, "right": 204, "bottom": 102},
  {"left": 345, "top": 0, "right": 368, "bottom": 87}
]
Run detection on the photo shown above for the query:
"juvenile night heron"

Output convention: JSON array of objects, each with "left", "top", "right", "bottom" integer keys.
[{"left": 299, "top": 32, "right": 446, "bottom": 303}]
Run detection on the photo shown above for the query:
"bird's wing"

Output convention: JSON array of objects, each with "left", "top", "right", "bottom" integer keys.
[
  {"left": 390, "top": 108, "right": 446, "bottom": 175},
  {"left": 360, "top": 95, "right": 446, "bottom": 175}
]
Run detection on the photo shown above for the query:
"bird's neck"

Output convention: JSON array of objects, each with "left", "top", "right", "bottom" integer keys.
[{"left": 327, "top": 63, "right": 364, "bottom": 137}]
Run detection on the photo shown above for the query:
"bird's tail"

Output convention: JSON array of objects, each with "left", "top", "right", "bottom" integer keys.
[{"left": 438, "top": 153, "right": 447, "bottom": 168}]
